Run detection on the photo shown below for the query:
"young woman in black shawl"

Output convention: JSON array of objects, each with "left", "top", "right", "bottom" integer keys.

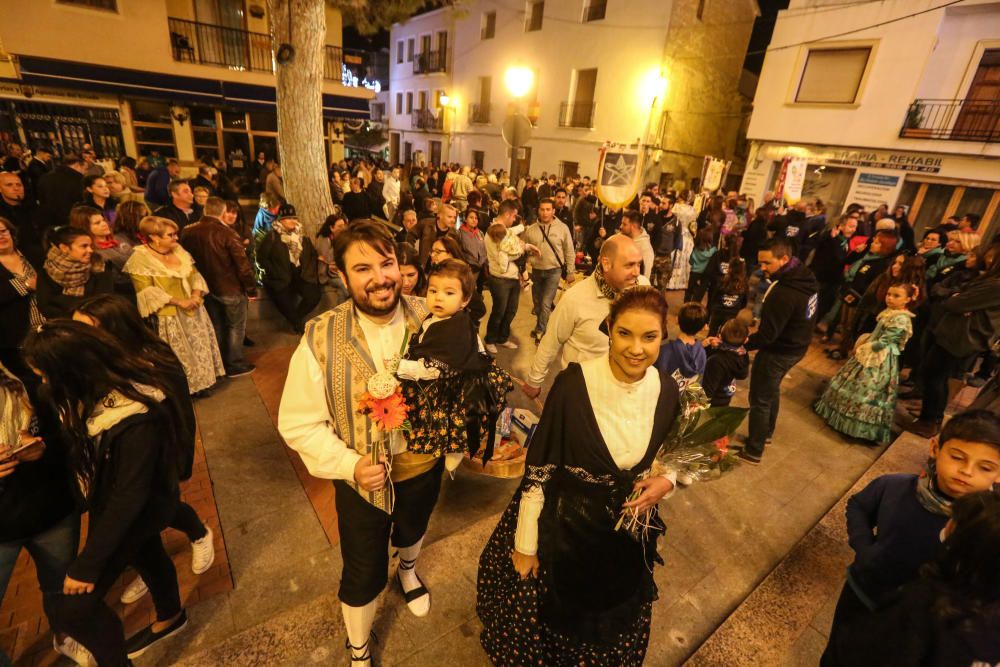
[{"left": 477, "top": 286, "right": 680, "bottom": 665}]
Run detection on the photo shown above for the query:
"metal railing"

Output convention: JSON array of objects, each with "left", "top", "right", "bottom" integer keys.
[
  {"left": 411, "top": 109, "right": 443, "bottom": 131},
  {"left": 559, "top": 101, "right": 596, "bottom": 128},
  {"left": 468, "top": 102, "right": 491, "bottom": 125},
  {"left": 899, "top": 98, "right": 1000, "bottom": 143},
  {"left": 413, "top": 49, "right": 447, "bottom": 74},
  {"left": 168, "top": 17, "right": 351, "bottom": 85}
]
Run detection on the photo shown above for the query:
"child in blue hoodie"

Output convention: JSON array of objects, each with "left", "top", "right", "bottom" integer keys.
[{"left": 657, "top": 302, "right": 709, "bottom": 386}]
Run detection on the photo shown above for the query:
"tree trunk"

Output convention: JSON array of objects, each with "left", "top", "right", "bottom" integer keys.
[{"left": 269, "top": 0, "right": 334, "bottom": 236}]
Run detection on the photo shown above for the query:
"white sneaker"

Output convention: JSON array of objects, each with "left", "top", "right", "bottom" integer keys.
[
  {"left": 500, "top": 340, "right": 519, "bottom": 349},
  {"left": 484, "top": 343, "right": 498, "bottom": 354},
  {"left": 191, "top": 526, "right": 215, "bottom": 574},
  {"left": 120, "top": 576, "right": 149, "bottom": 604},
  {"left": 53, "top": 635, "right": 97, "bottom": 667}
]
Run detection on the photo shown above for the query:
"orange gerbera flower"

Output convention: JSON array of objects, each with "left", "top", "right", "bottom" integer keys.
[{"left": 367, "top": 392, "right": 409, "bottom": 431}]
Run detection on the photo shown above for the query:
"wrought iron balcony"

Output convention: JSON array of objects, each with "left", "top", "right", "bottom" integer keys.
[
  {"left": 167, "top": 17, "right": 384, "bottom": 88},
  {"left": 559, "top": 101, "right": 596, "bottom": 129},
  {"left": 413, "top": 50, "right": 447, "bottom": 74},
  {"left": 899, "top": 98, "right": 1000, "bottom": 143},
  {"left": 468, "top": 103, "right": 491, "bottom": 125},
  {"left": 411, "top": 109, "right": 443, "bottom": 131}
]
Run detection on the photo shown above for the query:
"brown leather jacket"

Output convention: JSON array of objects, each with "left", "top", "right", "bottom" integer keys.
[{"left": 179, "top": 216, "right": 255, "bottom": 297}]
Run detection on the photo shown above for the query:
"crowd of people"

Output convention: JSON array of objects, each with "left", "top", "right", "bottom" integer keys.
[{"left": 1, "top": 138, "right": 998, "bottom": 667}]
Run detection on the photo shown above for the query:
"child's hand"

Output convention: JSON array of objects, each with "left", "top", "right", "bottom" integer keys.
[{"left": 703, "top": 336, "right": 721, "bottom": 348}]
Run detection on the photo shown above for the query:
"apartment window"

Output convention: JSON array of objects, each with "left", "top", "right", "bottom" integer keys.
[
  {"left": 559, "top": 161, "right": 580, "bottom": 179},
  {"left": 795, "top": 46, "right": 872, "bottom": 104},
  {"left": 371, "top": 103, "right": 386, "bottom": 122},
  {"left": 561, "top": 68, "right": 598, "bottom": 128},
  {"left": 482, "top": 11, "right": 497, "bottom": 40},
  {"left": 406, "top": 38, "right": 415, "bottom": 62},
  {"left": 57, "top": 0, "right": 117, "bottom": 10},
  {"left": 437, "top": 31, "right": 448, "bottom": 54},
  {"left": 396, "top": 40, "right": 404, "bottom": 64},
  {"left": 395, "top": 93, "right": 403, "bottom": 114},
  {"left": 418, "top": 91, "right": 428, "bottom": 110},
  {"left": 526, "top": 1, "right": 544, "bottom": 31},
  {"left": 583, "top": 0, "right": 606, "bottom": 22},
  {"left": 406, "top": 92, "right": 413, "bottom": 114},
  {"left": 696, "top": 0, "right": 706, "bottom": 20},
  {"left": 472, "top": 150, "right": 485, "bottom": 170}
]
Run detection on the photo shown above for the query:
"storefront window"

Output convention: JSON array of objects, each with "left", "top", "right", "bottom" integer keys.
[
  {"left": 248, "top": 110, "right": 277, "bottom": 133},
  {"left": 956, "top": 187, "right": 994, "bottom": 221},
  {"left": 913, "top": 184, "right": 953, "bottom": 237},
  {"left": 221, "top": 111, "right": 247, "bottom": 130},
  {"left": 131, "top": 100, "right": 172, "bottom": 124}
]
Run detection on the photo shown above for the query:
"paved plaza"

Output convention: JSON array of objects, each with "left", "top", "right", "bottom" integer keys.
[{"left": 1, "top": 287, "right": 958, "bottom": 666}]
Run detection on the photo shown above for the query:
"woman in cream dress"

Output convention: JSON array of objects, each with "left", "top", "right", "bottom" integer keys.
[{"left": 123, "top": 216, "right": 224, "bottom": 394}]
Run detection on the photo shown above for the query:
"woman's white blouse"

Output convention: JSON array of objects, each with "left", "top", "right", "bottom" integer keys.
[{"left": 514, "top": 356, "right": 676, "bottom": 555}]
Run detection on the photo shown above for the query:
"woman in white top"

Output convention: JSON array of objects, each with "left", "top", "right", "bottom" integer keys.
[{"left": 477, "top": 286, "right": 680, "bottom": 666}]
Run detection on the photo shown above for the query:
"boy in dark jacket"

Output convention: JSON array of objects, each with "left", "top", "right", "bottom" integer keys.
[
  {"left": 740, "top": 238, "right": 818, "bottom": 464},
  {"left": 702, "top": 318, "right": 750, "bottom": 407},
  {"left": 820, "top": 409, "right": 1000, "bottom": 666}
]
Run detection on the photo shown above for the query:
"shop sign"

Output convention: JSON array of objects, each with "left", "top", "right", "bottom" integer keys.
[
  {"left": 846, "top": 171, "right": 905, "bottom": 211},
  {"left": 760, "top": 144, "right": 943, "bottom": 174}
]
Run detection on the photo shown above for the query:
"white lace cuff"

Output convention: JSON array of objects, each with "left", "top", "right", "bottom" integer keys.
[
  {"left": 396, "top": 358, "right": 441, "bottom": 381},
  {"left": 514, "top": 485, "right": 545, "bottom": 555},
  {"left": 136, "top": 286, "right": 173, "bottom": 318}
]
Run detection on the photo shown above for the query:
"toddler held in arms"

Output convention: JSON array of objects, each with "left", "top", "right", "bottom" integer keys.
[{"left": 397, "top": 259, "right": 512, "bottom": 472}]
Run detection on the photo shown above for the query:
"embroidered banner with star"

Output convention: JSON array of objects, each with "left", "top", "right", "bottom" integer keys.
[{"left": 596, "top": 143, "right": 645, "bottom": 209}]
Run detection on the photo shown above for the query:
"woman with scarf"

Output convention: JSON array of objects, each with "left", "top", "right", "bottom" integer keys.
[
  {"left": 256, "top": 204, "right": 321, "bottom": 334},
  {"left": 24, "top": 321, "right": 188, "bottom": 666},
  {"left": 69, "top": 204, "right": 134, "bottom": 296},
  {"left": 36, "top": 226, "right": 113, "bottom": 319},
  {"left": 123, "top": 216, "right": 224, "bottom": 395},
  {"left": 478, "top": 287, "right": 680, "bottom": 666}
]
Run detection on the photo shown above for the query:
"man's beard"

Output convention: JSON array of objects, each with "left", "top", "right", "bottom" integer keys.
[{"left": 352, "top": 278, "right": 401, "bottom": 317}]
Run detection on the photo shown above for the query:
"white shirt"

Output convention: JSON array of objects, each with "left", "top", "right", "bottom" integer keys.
[
  {"left": 277, "top": 304, "right": 408, "bottom": 482},
  {"left": 515, "top": 356, "right": 677, "bottom": 555},
  {"left": 485, "top": 226, "right": 524, "bottom": 280},
  {"left": 382, "top": 175, "right": 401, "bottom": 207},
  {"left": 526, "top": 273, "right": 650, "bottom": 387},
  {"left": 635, "top": 230, "right": 655, "bottom": 280}
]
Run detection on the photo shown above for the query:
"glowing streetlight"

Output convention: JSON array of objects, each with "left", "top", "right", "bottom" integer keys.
[
  {"left": 640, "top": 69, "right": 669, "bottom": 108},
  {"left": 439, "top": 92, "right": 450, "bottom": 107},
  {"left": 504, "top": 67, "right": 534, "bottom": 99}
]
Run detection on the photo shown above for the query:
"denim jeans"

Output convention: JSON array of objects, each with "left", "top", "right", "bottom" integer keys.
[
  {"left": 0, "top": 512, "right": 79, "bottom": 601},
  {"left": 746, "top": 349, "right": 804, "bottom": 457},
  {"left": 486, "top": 276, "right": 520, "bottom": 344},
  {"left": 530, "top": 267, "right": 562, "bottom": 335},
  {"left": 204, "top": 293, "right": 248, "bottom": 370}
]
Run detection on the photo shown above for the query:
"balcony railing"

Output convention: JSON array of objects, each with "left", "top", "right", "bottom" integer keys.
[
  {"left": 168, "top": 17, "right": 371, "bottom": 87},
  {"left": 559, "top": 101, "right": 596, "bottom": 129},
  {"left": 413, "top": 49, "right": 447, "bottom": 74},
  {"left": 411, "top": 109, "right": 443, "bottom": 131},
  {"left": 899, "top": 98, "right": 1000, "bottom": 143},
  {"left": 468, "top": 103, "right": 491, "bottom": 125}
]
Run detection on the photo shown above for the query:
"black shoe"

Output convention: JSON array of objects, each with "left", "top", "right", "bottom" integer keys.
[
  {"left": 243, "top": 336, "right": 256, "bottom": 347},
  {"left": 226, "top": 363, "right": 256, "bottom": 379},
  {"left": 737, "top": 450, "right": 762, "bottom": 465},
  {"left": 126, "top": 610, "right": 188, "bottom": 659}
]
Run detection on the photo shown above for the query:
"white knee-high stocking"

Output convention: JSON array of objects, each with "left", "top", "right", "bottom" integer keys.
[
  {"left": 341, "top": 600, "right": 376, "bottom": 665},
  {"left": 397, "top": 537, "right": 431, "bottom": 617}
]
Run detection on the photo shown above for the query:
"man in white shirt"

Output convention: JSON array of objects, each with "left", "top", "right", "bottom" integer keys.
[
  {"left": 619, "top": 209, "right": 655, "bottom": 281},
  {"left": 522, "top": 234, "right": 648, "bottom": 398},
  {"left": 382, "top": 165, "right": 401, "bottom": 220},
  {"left": 484, "top": 200, "right": 528, "bottom": 353},
  {"left": 277, "top": 221, "right": 441, "bottom": 666}
]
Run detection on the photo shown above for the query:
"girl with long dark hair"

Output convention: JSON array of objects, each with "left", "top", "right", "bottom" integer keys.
[
  {"left": 73, "top": 294, "right": 215, "bottom": 606},
  {"left": 24, "top": 321, "right": 189, "bottom": 665}
]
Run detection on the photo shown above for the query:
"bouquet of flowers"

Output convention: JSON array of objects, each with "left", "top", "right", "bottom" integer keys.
[
  {"left": 356, "top": 368, "right": 412, "bottom": 513},
  {"left": 616, "top": 379, "right": 747, "bottom": 535}
]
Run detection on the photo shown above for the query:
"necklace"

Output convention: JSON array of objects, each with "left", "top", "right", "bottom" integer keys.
[{"left": 148, "top": 244, "right": 173, "bottom": 256}]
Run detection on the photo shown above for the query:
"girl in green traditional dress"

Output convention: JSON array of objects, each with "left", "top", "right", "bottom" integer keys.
[{"left": 815, "top": 282, "right": 917, "bottom": 444}]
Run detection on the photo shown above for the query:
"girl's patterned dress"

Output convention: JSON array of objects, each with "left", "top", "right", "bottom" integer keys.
[{"left": 815, "top": 308, "right": 914, "bottom": 443}]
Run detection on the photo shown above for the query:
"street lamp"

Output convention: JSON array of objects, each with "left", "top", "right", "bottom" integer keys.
[{"left": 504, "top": 67, "right": 534, "bottom": 98}]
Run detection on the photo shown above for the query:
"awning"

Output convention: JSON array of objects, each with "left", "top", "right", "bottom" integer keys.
[{"left": 15, "top": 55, "right": 370, "bottom": 120}]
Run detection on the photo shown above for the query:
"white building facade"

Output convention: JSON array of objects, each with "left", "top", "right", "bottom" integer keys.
[
  {"left": 742, "top": 0, "right": 1000, "bottom": 240},
  {"left": 388, "top": 0, "right": 757, "bottom": 185}
]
